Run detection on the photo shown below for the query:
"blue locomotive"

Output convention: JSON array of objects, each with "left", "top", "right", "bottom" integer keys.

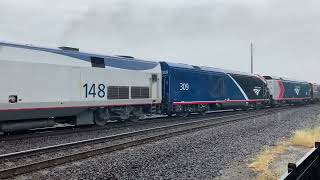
[{"left": 160, "top": 62, "right": 269, "bottom": 116}]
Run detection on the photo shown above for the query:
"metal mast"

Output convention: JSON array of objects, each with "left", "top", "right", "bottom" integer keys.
[{"left": 250, "top": 42, "right": 254, "bottom": 74}]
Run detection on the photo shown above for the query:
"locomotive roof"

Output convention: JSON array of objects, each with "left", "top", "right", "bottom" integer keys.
[
  {"left": 263, "top": 75, "right": 309, "bottom": 84},
  {"left": 200, "top": 66, "right": 258, "bottom": 77},
  {"left": 162, "top": 62, "right": 228, "bottom": 74},
  {"left": 0, "top": 41, "right": 159, "bottom": 70},
  {"left": 162, "top": 62, "right": 198, "bottom": 70},
  {"left": 161, "top": 61, "right": 258, "bottom": 77}
]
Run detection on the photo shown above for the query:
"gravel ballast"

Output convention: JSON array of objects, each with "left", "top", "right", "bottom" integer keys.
[{"left": 12, "top": 105, "right": 320, "bottom": 179}]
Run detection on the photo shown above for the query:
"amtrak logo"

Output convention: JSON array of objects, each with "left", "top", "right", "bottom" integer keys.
[
  {"left": 253, "top": 87, "right": 261, "bottom": 96},
  {"left": 294, "top": 86, "right": 300, "bottom": 95}
]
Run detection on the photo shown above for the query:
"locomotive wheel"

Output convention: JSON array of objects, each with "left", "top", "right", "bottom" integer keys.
[
  {"left": 130, "top": 107, "right": 143, "bottom": 122},
  {"left": 254, "top": 103, "right": 261, "bottom": 110},
  {"left": 166, "top": 111, "right": 173, "bottom": 117},
  {"left": 94, "top": 113, "right": 107, "bottom": 126},
  {"left": 199, "top": 104, "right": 208, "bottom": 116},
  {"left": 94, "top": 109, "right": 109, "bottom": 126},
  {"left": 116, "top": 107, "right": 132, "bottom": 122},
  {"left": 200, "top": 111, "right": 207, "bottom": 116},
  {"left": 179, "top": 112, "right": 189, "bottom": 117},
  {"left": 120, "top": 112, "right": 130, "bottom": 120},
  {"left": 270, "top": 102, "right": 276, "bottom": 108},
  {"left": 241, "top": 106, "right": 249, "bottom": 111},
  {"left": 130, "top": 116, "right": 140, "bottom": 123}
]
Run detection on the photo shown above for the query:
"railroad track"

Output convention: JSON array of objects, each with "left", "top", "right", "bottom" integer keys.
[
  {"left": 0, "top": 105, "right": 303, "bottom": 179},
  {"left": 0, "top": 109, "right": 240, "bottom": 142},
  {"left": 2, "top": 104, "right": 302, "bottom": 142}
]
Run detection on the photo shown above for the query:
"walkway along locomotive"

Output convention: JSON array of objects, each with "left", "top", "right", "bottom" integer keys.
[{"left": 0, "top": 42, "right": 317, "bottom": 132}]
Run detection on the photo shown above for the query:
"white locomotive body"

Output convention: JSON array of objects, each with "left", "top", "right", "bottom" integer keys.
[{"left": 0, "top": 42, "right": 162, "bottom": 132}]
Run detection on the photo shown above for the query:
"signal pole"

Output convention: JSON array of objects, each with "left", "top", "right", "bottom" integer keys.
[{"left": 250, "top": 42, "right": 254, "bottom": 74}]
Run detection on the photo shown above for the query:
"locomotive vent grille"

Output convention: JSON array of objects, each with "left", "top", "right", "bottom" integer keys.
[
  {"left": 131, "top": 87, "right": 150, "bottom": 99},
  {"left": 107, "top": 86, "right": 129, "bottom": 99}
]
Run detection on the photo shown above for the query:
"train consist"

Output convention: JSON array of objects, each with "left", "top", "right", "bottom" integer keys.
[{"left": 0, "top": 42, "right": 319, "bottom": 132}]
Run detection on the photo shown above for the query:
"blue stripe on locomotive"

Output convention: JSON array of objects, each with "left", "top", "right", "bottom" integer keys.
[
  {"left": 282, "top": 80, "right": 311, "bottom": 98},
  {"left": 0, "top": 42, "right": 158, "bottom": 71},
  {"left": 160, "top": 62, "right": 245, "bottom": 103}
]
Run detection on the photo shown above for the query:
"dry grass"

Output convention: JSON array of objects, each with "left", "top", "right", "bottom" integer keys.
[
  {"left": 290, "top": 127, "right": 320, "bottom": 148},
  {"left": 257, "top": 171, "right": 278, "bottom": 180},
  {"left": 249, "top": 126, "right": 320, "bottom": 179},
  {"left": 249, "top": 143, "right": 287, "bottom": 180}
]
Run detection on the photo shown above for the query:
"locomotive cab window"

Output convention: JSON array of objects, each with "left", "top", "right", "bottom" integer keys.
[
  {"left": 152, "top": 74, "right": 158, "bottom": 82},
  {"left": 91, "top": 57, "right": 105, "bottom": 68}
]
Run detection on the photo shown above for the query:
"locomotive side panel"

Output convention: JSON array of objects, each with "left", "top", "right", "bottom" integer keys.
[
  {"left": 281, "top": 81, "right": 311, "bottom": 100},
  {"left": 160, "top": 62, "right": 250, "bottom": 114},
  {"left": 0, "top": 43, "right": 162, "bottom": 124},
  {"left": 312, "top": 84, "right": 320, "bottom": 101},
  {"left": 0, "top": 61, "right": 80, "bottom": 103},
  {"left": 161, "top": 63, "right": 245, "bottom": 103},
  {"left": 266, "top": 80, "right": 281, "bottom": 99},
  {"left": 264, "top": 76, "right": 311, "bottom": 104},
  {"left": 0, "top": 60, "right": 84, "bottom": 121},
  {"left": 79, "top": 67, "right": 161, "bottom": 104},
  {"left": 228, "top": 74, "right": 269, "bottom": 100},
  {"left": 168, "top": 69, "right": 226, "bottom": 102}
]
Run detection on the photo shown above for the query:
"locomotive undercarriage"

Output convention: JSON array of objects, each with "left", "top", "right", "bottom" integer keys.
[
  {"left": 0, "top": 99, "right": 309, "bottom": 133},
  {"left": 169, "top": 104, "right": 213, "bottom": 117},
  {"left": 91, "top": 105, "right": 160, "bottom": 126},
  {"left": 169, "top": 101, "right": 270, "bottom": 117},
  {"left": 0, "top": 105, "right": 161, "bottom": 133}
]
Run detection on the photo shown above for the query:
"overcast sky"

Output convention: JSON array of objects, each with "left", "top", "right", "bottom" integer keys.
[{"left": 0, "top": 0, "right": 319, "bottom": 82}]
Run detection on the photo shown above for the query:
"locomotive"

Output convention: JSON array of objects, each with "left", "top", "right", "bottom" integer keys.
[
  {"left": 263, "top": 76, "right": 312, "bottom": 106},
  {"left": 0, "top": 42, "right": 318, "bottom": 132},
  {"left": 160, "top": 62, "right": 269, "bottom": 116}
]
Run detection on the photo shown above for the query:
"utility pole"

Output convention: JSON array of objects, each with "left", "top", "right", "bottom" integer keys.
[{"left": 250, "top": 42, "right": 254, "bottom": 74}]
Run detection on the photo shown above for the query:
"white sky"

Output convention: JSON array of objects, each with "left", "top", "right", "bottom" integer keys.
[{"left": 0, "top": 0, "right": 319, "bottom": 82}]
